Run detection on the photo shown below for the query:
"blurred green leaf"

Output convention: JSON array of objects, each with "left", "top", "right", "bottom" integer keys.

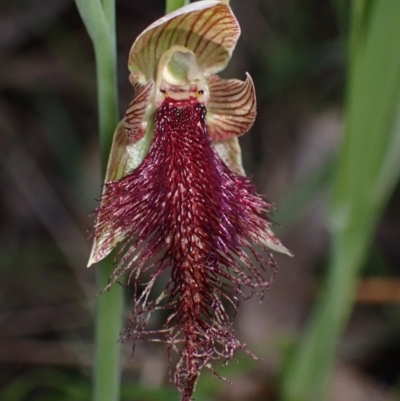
[
  {"left": 121, "top": 385, "right": 179, "bottom": 401},
  {"left": 276, "top": 155, "right": 334, "bottom": 231},
  {"left": 0, "top": 370, "right": 90, "bottom": 401},
  {"left": 281, "top": 0, "right": 400, "bottom": 400}
]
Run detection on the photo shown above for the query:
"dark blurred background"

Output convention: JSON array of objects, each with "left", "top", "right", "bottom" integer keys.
[{"left": 1, "top": 1, "right": 400, "bottom": 400}]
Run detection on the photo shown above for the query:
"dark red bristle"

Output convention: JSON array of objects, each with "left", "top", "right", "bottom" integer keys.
[{"left": 94, "top": 101, "right": 277, "bottom": 400}]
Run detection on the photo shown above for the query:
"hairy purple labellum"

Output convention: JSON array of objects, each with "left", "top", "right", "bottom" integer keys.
[{"left": 95, "top": 99, "right": 279, "bottom": 399}]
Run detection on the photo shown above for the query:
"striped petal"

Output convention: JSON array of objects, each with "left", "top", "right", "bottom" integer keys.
[
  {"left": 125, "top": 75, "right": 155, "bottom": 142},
  {"left": 105, "top": 120, "right": 154, "bottom": 183},
  {"left": 128, "top": 1, "right": 240, "bottom": 81},
  {"left": 212, "top": 137, "right": 245, "bottom": 175},
  {"left": 207, "top": 73, "right": 256, "bottom": 140},
  {"left": 88, "top": 120, "right": 154, "bottom": 266}
]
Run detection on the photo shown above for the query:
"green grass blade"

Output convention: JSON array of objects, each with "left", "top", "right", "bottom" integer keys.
[
  {"left": 92, "top": 263, "right": 124, "bottom": 401},
  {"left": 281, "top": 1, "right": 400, "bottom": 400},
  {"left": 102, "top": 0, "right": 116, "bottom": 35},
  {"left": 75, "top": 0, "right": 118, "bottom": 166},
  {"left": 75, "top": 0, "right": 108, "bottom": 45}
]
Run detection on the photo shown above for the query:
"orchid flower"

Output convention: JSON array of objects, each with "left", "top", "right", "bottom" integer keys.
[{"left": 88, "top": 1, "right": 291, "bottom": 400}]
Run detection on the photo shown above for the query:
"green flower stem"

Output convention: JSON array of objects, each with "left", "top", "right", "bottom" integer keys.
[
  {"left": 166, "top": 0, "right": 189, "bottom": 14},
  {"left": 92, "top": 265, "right": 124, "bottom": 401},
  {"left": 75, "top": 1, "right": 123, "bottom": 401}
]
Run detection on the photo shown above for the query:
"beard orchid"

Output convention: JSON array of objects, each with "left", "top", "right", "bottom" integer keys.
[{"left": 88, "top": 1, "right": 292, "bottom": 400}]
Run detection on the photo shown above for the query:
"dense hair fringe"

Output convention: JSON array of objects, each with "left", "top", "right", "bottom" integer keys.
[{"left": 94, "top": 102, "right": 278, "bottom": 400}]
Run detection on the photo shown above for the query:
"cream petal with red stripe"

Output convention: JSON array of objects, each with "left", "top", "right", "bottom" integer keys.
[
  {"left": 128, "top": 1, "right": 240, "bottom": 81},
  {"left": 125, "top": 75, "right": 155, "bottom": 142},
  {"left": 207, "top": 73, "right": 256, "bottom": 141},
  {"left": 212, "top": 137, "right": 245, "bottom": 176},
  {"left": 88, "top": 120, "right": 154, "bottom": 266},
  {"left": 104, "top": 120, "right": 154, "bottom": 187}
]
